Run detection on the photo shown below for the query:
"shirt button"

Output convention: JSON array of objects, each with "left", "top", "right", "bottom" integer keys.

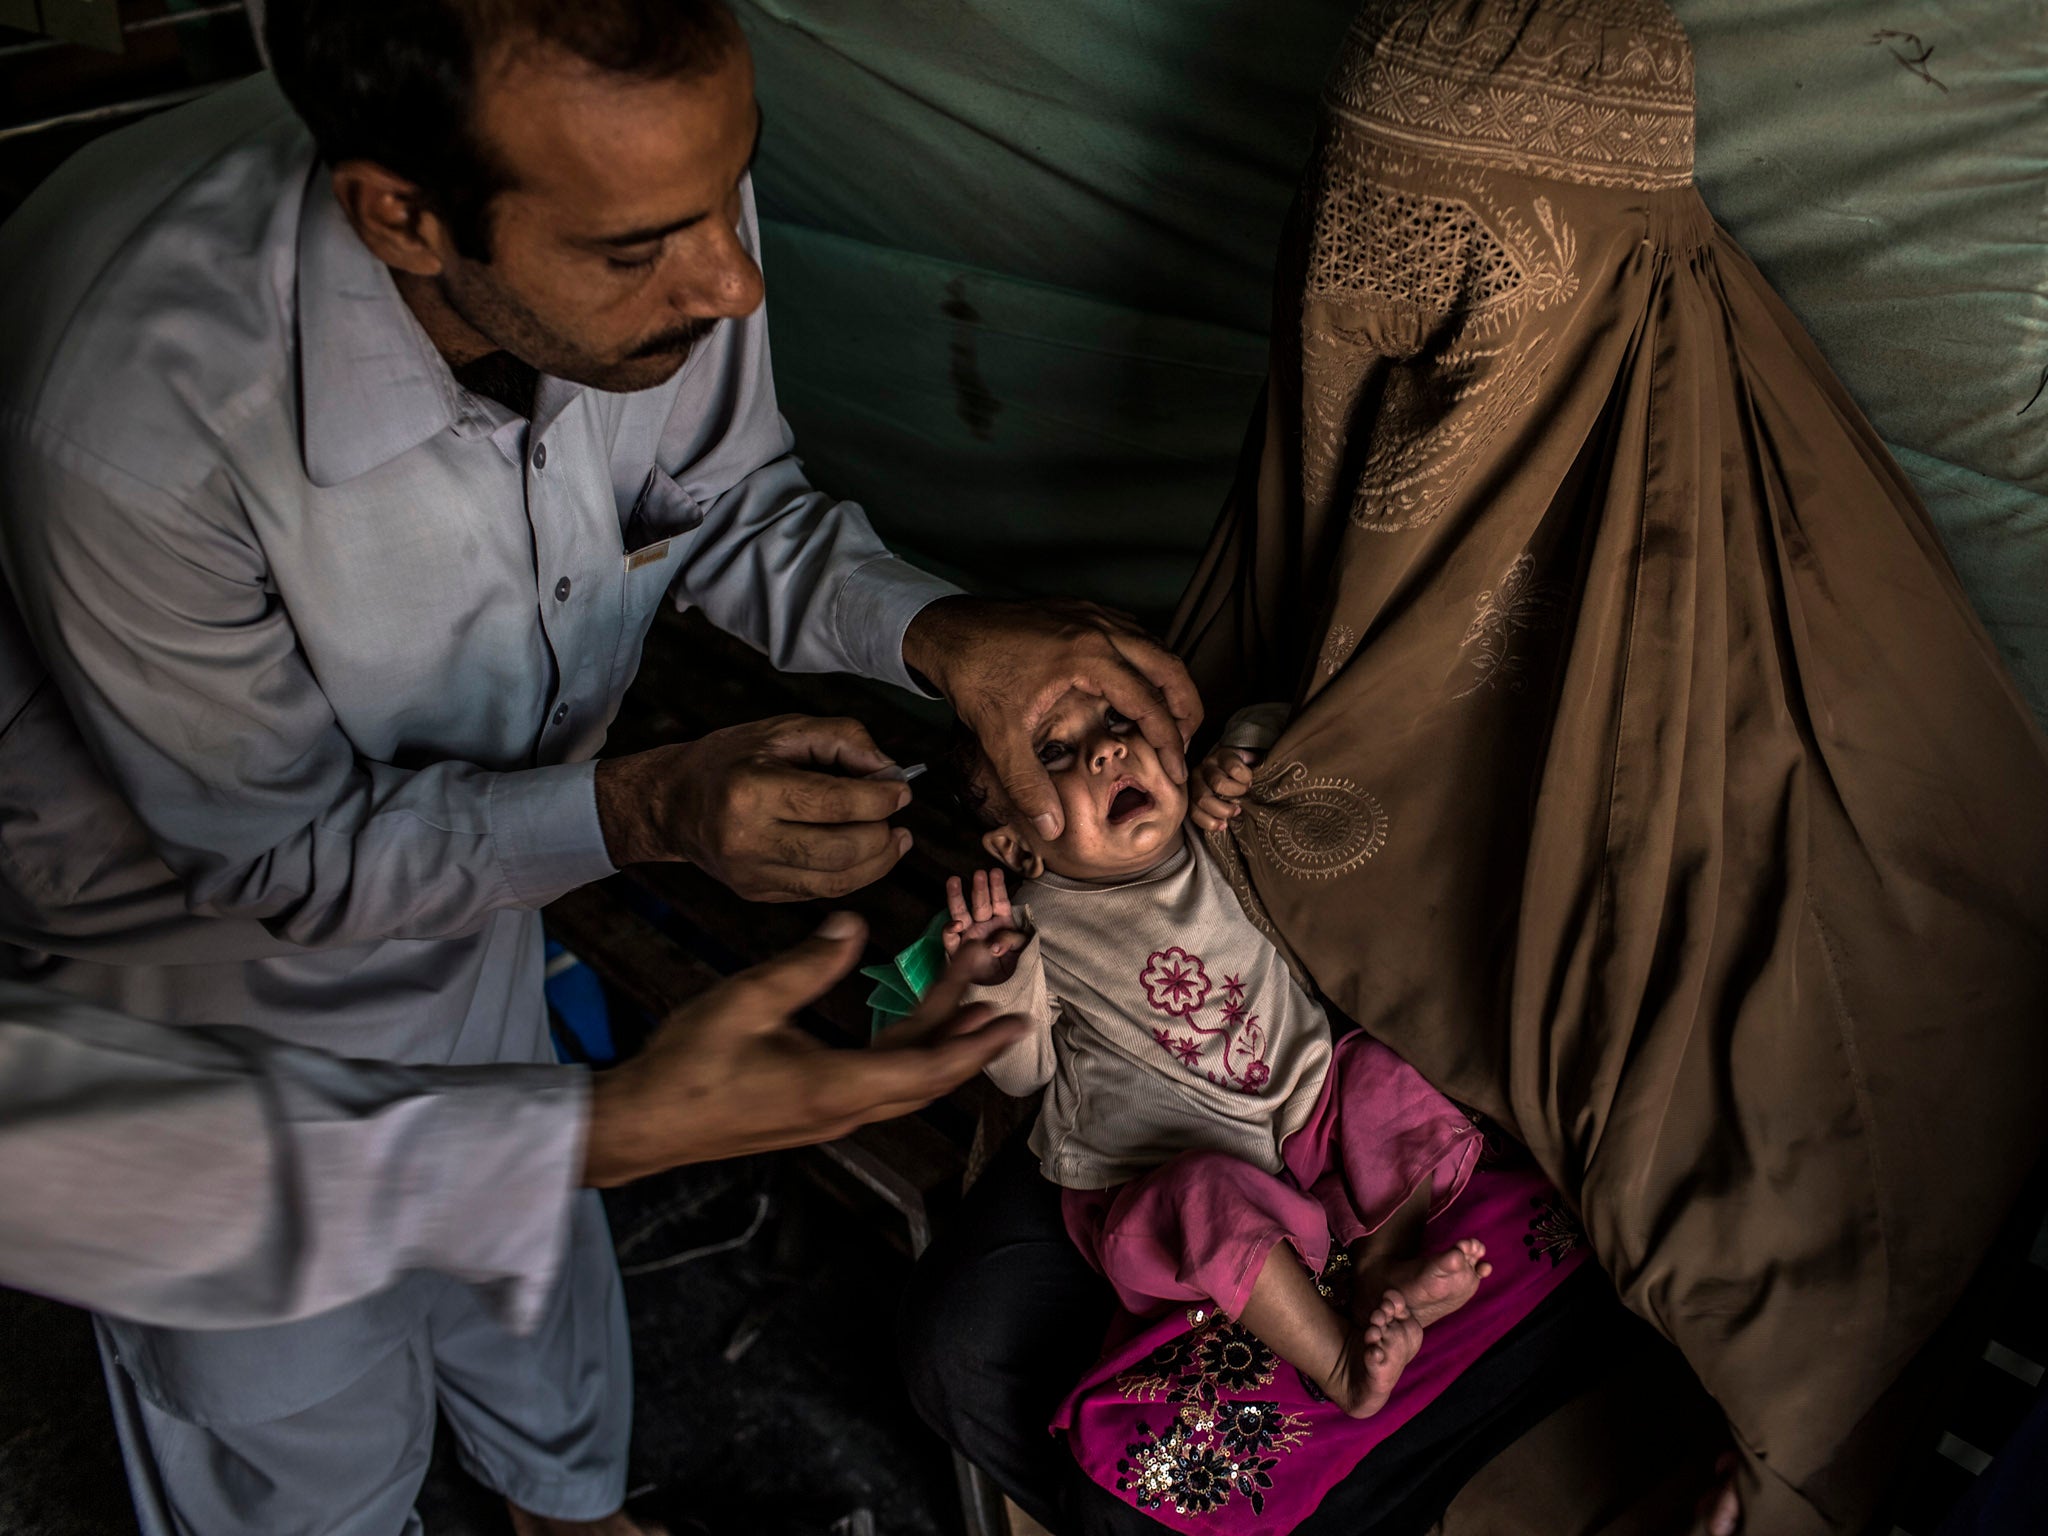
[
  {"left": 552, "top": 702, "right": 569, "bottom": 726},
  {"left": 554, "top": 577, "right": 572, "bottom": 601},
  {"left": 532, "top": 442, "right": 548, "bottom": 471}
]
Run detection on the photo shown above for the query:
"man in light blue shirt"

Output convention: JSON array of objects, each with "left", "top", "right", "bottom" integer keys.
[
  {"left": 1, "top": 915, "right": 1021, "bottom": 1338},
  {"left": 0, "top": 0, "right": 1198, "bottom": 1531}
]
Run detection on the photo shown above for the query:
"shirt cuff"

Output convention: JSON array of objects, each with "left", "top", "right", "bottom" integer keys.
[
  {"left": 490, "top": 761, "right": 617, "bottom": 909},
  {"left": 1218, "top": 702, "right": 1292, "bottom": 753},
  {"left": 419, "top": 1066, "right": 590, "bottom": 1335},
  {"left": 832, "top": 555, "right": 965, "bottom": 695}
]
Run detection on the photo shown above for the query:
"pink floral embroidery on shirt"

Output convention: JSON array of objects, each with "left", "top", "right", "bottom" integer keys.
[
  {"left": 1139, "top": 948, "right": 1272, "bottom": 1093},
  {"left": 1141, "top": 948, "right": 1212, "bottom": 1020}
]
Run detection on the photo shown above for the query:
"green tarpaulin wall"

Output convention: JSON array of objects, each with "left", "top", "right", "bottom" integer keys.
[{"left": 732, "top": 0, "right": 2048, "bottom": 723}]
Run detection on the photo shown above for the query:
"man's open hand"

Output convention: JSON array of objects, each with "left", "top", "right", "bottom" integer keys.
[
  {"left": 582, "top": 912, "right": 1029, "bottom": 1185},
  {"left": 903, "top": 596, "right": 1202, "bottom": 839},
  {"left": 594, "top": 715, "right": 912, "bottom": 901}
]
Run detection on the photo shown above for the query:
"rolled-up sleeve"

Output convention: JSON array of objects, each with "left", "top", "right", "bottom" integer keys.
[
  {"left": 0, "top": 418, "right": 615, "bottom": 946},
  {"left": 489, "top": 761, "right": 614, "bottom": 909},
  {"left": 0, "top": 983, "right": 586, "bottom": 1332},
  {"left": 660, "top": 180, "right": 962, "bottom": 693},
  {"left": 1217, "top": 702, "right": 1294, "bottom": 754},
  {"left": 831, "top": 554, "right": 965, "bottom": 694}
]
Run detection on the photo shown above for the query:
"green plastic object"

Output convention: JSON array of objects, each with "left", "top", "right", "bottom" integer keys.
[{"left": 862, "top": 913, "right": 950, "bottom": 1036}]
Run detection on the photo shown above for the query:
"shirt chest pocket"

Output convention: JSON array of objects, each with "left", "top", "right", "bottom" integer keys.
[
  {"left": 614, "top": 466, "right": 703, "bottom": 680},
  {"left": 624, "top": 464, "right": 707, "bottom": 555}
]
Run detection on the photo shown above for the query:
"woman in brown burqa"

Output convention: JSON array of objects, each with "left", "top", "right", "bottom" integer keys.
[{"left": 1173, "top": 0, "right": 2048, "bottom": 1529}]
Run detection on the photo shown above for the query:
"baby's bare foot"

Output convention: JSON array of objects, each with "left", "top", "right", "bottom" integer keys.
[
  {"left": 1325, "top": 1291, "right": 1422, "bottom": 1418},
  {"left": 1381, "top": 1238, "right": 1490, "bottom": 1327}
]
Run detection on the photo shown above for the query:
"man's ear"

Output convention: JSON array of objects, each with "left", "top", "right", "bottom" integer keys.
[
  {"left": 981, "top": 826, "right": 1044, "bottom": 879},
  {"left": 328, "top": 160, "right": 452, "bottom": 277}
]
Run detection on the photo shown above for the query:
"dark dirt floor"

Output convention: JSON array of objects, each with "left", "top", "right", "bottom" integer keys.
[{"left": 0, "top": 1152, "right": 963, "bottom": 1536}]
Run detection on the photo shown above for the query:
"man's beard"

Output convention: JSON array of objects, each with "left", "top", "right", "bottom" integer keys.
[{"left": 439, "top": 269, "right": 718, "bottom": 394}]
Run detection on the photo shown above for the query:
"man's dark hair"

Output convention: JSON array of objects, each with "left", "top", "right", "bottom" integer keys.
[{"left": 266, "top": 0, "right": 742, "bottom": 261}]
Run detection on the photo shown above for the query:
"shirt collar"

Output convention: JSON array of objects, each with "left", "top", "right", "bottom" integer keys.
[
  {"left": 1031, "top": 828, "right": 1195, "bottom": 895},
  {"left": 295, "top": 170, "right": 498, "bottom": 487}
]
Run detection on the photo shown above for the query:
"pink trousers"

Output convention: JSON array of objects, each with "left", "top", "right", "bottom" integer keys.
[{"left": 1060, "top": 1032, "right": 1481, "bottom": 1317}]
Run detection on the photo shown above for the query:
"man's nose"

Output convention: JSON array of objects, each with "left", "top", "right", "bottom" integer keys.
[{"left": 676, "top": 226, "right": 764, "bottom": 320}]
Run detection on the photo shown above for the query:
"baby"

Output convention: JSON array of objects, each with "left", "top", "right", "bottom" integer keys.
[{"left": 944, "top": 691, "right": 1490, "bottom": 1418}]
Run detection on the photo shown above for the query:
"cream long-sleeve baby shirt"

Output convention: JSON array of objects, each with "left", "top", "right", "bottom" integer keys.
[{"left": 970, "top": 830, "right": 1335, "bottom": 1190}]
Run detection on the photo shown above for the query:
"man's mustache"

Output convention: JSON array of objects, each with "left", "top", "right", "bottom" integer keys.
[{"left": 629, "top": 318, "right": 719, "bottom": 358}]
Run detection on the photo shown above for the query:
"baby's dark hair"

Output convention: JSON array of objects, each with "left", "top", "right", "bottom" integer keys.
[{"left": 936, "top": 723, "right": 1007, "bottom": 832}]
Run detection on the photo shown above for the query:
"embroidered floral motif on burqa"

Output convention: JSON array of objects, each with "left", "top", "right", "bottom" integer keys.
[{"left": 1172, "top": 1, "right": 2048, "bottom": 1529}]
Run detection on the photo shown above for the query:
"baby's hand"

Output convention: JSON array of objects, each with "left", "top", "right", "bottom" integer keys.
[
  {"left": 943, "top": 870, "right": 1025, "bottom": 981},
  {"left": 1191, "top": 745, "right": 1261, "bottom": 833}
]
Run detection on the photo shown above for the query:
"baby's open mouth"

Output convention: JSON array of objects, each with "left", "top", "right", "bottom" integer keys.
[{"left": 1107, "top": 782, "right": 1155, "bottom": 825}]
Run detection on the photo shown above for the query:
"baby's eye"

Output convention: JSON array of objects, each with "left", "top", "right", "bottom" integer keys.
[
  {"left": 1036, "top": 739, "right": 1073, "bottom": 768},
  {"left": 1104, "top": 708, "right": 1133, "bottom": 734}
]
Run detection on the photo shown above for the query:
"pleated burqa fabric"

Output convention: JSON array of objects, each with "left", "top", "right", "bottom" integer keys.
[{"left": 1172, "top": 2, "right": 2048, "bottom": 1528}]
